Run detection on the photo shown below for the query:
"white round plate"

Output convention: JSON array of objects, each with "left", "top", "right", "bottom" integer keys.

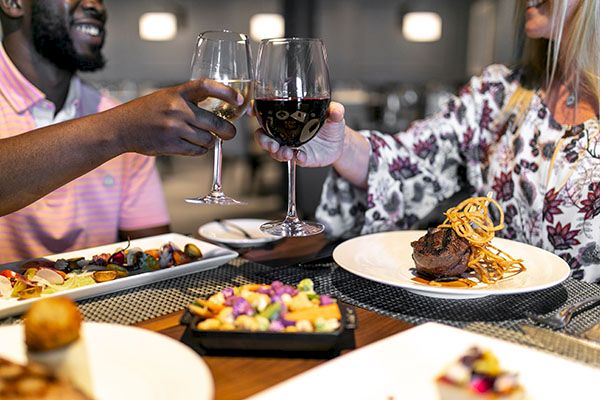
[
  {"left": 199, "top": 218, "right": 281, "bottom": 248},
  {"left": 0, "top": 322, "right": 213, "bottom": 400},
  {"left": 332, "top": 230, "right": 570, "bottom": 299}
]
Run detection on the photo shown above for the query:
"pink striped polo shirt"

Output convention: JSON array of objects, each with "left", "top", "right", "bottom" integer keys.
[{"left": 0, "top": 44, "right": 170, "bottom": 263}]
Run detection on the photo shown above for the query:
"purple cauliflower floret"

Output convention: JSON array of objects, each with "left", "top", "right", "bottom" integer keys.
[
  {"left": 280, "top": 317, "right": 296, "bottom": 327},
  {"left": 221, "top": 287, "right": 235, "bottom": 299},
  {"left": 269, "top": 320, "right": 285, "bottom": 332},
  {"left": 274, "top": 284, "right": 298, "bottom": 297},
  {"left": 271, "top": 280, "right": 284, "bottom": 290},
  {"left": 320, "top": 295, "right": 334, "bottom": 305},
  {"left": 256, "top": 286, "right": 273, "bottom": 296},
  {"left": 230, "top": 297, "right": 254, "bottom": 317}
]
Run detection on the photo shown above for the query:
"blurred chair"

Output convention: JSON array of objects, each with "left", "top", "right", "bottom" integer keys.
[
  {"left": 297, "top": 83, "right": 373, "bottom": 218},
  {"left": 379, "top": 84, "right": 421, "bottom": 133}
]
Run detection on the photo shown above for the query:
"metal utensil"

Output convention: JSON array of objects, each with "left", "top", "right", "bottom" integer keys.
[
  {"left": 215, "top": 219, "right": 254, "bottom": 239},
  {"left": 525, "top": 295, "right": 600, "bottom": 329},
  {"left": 520, "top": 324, "right": 600, "bottom": 367}
]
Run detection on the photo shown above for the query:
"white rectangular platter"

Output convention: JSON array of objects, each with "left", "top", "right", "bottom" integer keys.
[
  {"left": 0, "top": 233, "right": 237, "bottom": 319},
  {"left": 249, "top": 322, "right": 600, "bottom": 399}
]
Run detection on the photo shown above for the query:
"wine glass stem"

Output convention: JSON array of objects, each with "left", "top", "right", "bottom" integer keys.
[
  {"left": 285, "top": 151, "right": 299, "bottom": 222},
  {"left": 211, "top": 138, "right": 223, "bottom": 195}
]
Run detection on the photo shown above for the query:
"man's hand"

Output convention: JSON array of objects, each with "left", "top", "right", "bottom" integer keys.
[{"left": 111, "top": 79, "right": 244, "bottom": 156}]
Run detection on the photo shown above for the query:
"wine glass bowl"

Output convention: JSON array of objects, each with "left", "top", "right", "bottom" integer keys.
[
  {"left": 185, "top": 30, "right": 252, "bottom": 206},
  {"left": 254, "top": 38, "right": 331, "bottom": 236}
]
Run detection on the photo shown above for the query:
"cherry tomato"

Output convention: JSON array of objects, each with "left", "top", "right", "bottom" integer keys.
[{"left": 0, "top": 269, "right": 20, "bottom": 280}]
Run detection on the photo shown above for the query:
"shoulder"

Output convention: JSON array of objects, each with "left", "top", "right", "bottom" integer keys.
[
  {"left": 458, "top": 64, "right": 520, "bottom": 108},
  {"left": 480, "top": 64, "right": 514, "bottom": 80},
  {"left": 468, "top": 64, "right": 520, "bottom": 89},
  {"left": 79, "top": 80, "right": 122, "bottom": 113}
]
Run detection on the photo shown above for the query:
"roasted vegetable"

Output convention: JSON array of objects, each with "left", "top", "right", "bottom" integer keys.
[
  {"left": 17, "top": 285, "right": 43, "bottom": 300},
  {"left": 284, "top": 303, "right": 341, "bottom": 322},
  {"left": 172, "top": 250, "right": 191, "bottom": 266},
  {"left": 105, "top": 264, "right": 128, "bottom": 278},
  {"left": 184, "top": 243, "right": 202, "bottom": 259},
  {"left": 92, "top": 270, "right": 118, "bottom": 283}
]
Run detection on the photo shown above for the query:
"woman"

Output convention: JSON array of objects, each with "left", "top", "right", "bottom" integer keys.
[{"left": 255, "top": 0, "right": 600, "bottom": 282}]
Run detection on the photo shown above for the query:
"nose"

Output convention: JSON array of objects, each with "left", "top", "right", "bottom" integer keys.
[{"left": 79, "top": 0, "right": 106, "bottom": 22}]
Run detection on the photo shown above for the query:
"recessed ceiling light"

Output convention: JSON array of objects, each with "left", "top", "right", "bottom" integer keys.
[
  {"left": 402, "top": 12, "right": 442, "bottom": 42},
  {"left": 139, "top": 12, "right": 178, "bottom": 41}
]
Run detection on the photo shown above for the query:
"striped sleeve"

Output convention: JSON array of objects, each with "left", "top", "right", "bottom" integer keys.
[{"left": 117, "top": 153, "right": 170, "bottom": 231}]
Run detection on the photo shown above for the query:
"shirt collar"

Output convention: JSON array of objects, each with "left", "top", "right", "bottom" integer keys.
[
  {"left": 0, "top": 43, "right": 46, "bottom": 114},
  {"left": 62, "top": 75, "right": 81, "bottom": 114},
  {"left": 0, "top": 43, "right": 81, "bottom": 115}
]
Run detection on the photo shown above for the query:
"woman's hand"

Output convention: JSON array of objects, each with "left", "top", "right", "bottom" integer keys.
[{"left": 252, "top": 102, "right": 347, "bottom": 167}]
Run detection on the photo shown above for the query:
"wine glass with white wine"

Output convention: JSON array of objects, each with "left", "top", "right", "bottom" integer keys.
[{"left": 185, "top": 30, "right": 253, "bottom": 205}]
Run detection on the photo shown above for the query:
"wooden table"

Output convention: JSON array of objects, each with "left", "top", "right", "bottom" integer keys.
[{"left": 135, "top": 234, "right": 413, "bottom": 400}]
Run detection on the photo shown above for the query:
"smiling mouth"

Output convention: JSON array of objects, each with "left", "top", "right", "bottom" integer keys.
[
  {"left": 526, "top": 0, "right": 547, "bottom": 8},
  {"left": 74, "top": 23, "right": 103, "bottom": 37}
]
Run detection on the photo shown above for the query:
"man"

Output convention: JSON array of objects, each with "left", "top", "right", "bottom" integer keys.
[
  {"left": 0, "top": 79, "right": 242, "bottom": 217},
  {"left": 0, "top": 0, "right": 231, "bottom": 262}
]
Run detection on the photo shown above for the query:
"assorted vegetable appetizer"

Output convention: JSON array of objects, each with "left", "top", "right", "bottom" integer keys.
[
  {"left": 0, "top": 242, "right": 202, "bottom": 300},
  {"left": 436, "top": 347, "right": 525, "bottom": 399},
  {"left": 189, "top": 279, "right": 342, "bottom": 333}
]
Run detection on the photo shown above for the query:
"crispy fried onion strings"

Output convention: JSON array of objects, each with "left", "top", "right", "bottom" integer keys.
[{"left": 438, "top": 196, "right": 525, "bottom": 284}]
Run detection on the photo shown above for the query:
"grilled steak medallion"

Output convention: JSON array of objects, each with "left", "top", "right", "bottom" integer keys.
[{"left": 411, "top": 228, "right": 471, "bottom": 277}]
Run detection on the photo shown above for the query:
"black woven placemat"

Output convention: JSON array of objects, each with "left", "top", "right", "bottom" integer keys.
[{"left": 2, "top": 258, "right": 599, "bottom": 366}]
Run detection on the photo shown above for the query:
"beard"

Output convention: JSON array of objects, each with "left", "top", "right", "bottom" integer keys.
[{"left": 31, "top": 0, "right": 105, "bottom": 72}]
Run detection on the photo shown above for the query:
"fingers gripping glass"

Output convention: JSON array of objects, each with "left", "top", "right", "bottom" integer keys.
[
  {"left": 254, "top": 38, "right": 331, "bottom": 236},
  {"left": 185, "top": 30, "right": 253, "bottom": 206}
]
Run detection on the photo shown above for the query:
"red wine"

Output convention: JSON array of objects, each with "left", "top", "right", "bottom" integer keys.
[{"left": 254, "top": 98, "right": 330, "bottom": 147}]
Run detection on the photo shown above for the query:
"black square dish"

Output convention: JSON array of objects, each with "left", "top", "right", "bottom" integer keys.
[{"left": 179, "top": 302, "right": 357, "bottom": 358}]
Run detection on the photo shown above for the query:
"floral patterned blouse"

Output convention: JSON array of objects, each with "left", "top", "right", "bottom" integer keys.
[{"left": 316, "top": 65, "right": 600, "bottom": 283}]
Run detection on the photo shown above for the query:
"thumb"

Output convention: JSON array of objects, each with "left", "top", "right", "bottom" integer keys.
[
  {"left": 327, "top": 101, "right": 345, "bottom": 123},
  {"left": 178, "top": 79, "right": 244, "bottom": 106}
]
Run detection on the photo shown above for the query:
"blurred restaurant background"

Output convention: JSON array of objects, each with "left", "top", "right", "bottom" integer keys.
[{"left": 78, "top": 0, "right": 518, "bottom": 234}]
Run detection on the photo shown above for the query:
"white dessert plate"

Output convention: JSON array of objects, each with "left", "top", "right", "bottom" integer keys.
[
  {"left": 0, "top": 233, "right": 237, "bottom": 318},
  {"left": 249, "top": 322, "right": 599, "bottom": 399},
  {"left": 0, "top": 322, "right": 213, "bottom": 400},
  {"left": 333, "top": 230, "right": 570, "bottom": 299},
  {"left": 199, "top": 218, "right": 281, "bottom": 248}
]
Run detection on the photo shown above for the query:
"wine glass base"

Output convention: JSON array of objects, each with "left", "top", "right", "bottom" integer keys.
[
  {"left": 185, "top": 194, "right": 246, "bottom": 206},
  {"left": 260, "top": 219, "right": 324, "bottom": 237}
]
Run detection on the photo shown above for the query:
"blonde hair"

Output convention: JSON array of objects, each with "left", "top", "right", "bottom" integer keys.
[{"left": 515, "top": 0, "right": 600, "bottom": 111}]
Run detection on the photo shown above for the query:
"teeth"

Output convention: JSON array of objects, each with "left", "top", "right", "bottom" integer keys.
[{"left": 76, "top": 24, "right": 101, "bottom": 37}]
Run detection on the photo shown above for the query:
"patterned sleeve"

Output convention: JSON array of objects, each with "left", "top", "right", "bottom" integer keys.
[{"left": 316, "top": 65, "right": 512, "bottom": 238}]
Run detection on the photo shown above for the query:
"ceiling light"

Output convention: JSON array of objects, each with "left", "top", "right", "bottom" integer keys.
[
  {"left": 249, "top": 13, "right": 284, "bottom": 42},
  {"left": 402, "top": 12, "right": 442, "bottom": 42},
  {"left": 139, "top": 12, "right": 177, "bottom": 41}
]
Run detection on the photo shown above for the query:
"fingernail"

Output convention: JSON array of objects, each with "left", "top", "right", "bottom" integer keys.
[{"left": 237, "top": 93, "right": 244, "bottom": 105}]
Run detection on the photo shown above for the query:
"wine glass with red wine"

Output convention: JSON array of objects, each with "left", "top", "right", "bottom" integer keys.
[
  {"left": 254, "top": 38, "right": 331, "bottom": 236},
  {"left": 185, "top": 30, "right": 253, "bottom": 206}
]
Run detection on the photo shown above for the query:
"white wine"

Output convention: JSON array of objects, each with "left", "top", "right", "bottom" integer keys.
[{"left": 197, "top": 80, "right": 252, "bottom": 121}]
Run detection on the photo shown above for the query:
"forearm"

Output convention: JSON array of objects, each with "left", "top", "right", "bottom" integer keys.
[
  {"left": 0, "top": 113, "right": 125, "bottom": 216},
  {"left": 332, "top": 127, "right": 371, "bottom": 189}
]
